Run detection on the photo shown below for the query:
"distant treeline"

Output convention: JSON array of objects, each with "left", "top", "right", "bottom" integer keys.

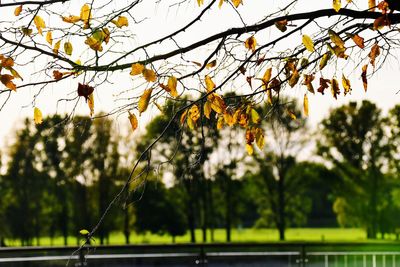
[{"left": 0, "top": 99, "right": 399, "bottom": 245}]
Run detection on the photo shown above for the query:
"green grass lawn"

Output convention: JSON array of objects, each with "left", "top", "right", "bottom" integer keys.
[{"left": 3, "top": 228, "right": 383, "bottom": 247}]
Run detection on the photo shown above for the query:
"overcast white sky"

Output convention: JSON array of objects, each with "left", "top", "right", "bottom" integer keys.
[{"left": 0, "top": 0, "right": 399, "bottom": 150}]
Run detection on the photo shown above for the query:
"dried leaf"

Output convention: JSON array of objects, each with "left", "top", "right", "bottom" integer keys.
[
  {"left": 53, "top": 70, "right": 63, "bottom": 80},
  {"left": 77, "top": 83, "right": 94, "bottom": 101},
  {"left": 369, "top": 43, "right": 380, "bottom": 68},
  {"left": 130, "top": 63, "right": 145, "bottom": 76},
  {"left": 205, "top": 75, "right": 216, "bottom": 92},
  {"left": 331, "top": 78, "right": 340, "bottom": 99},
  {"left": 361, "top": 64, "right": 368, "bottom": 92},
  {"left": 369, "top": 0, "right": 376, "bottom": 11},
  {"left": 0, "top": 74, "right": 17, "bottom": 91},
  {"left": 302, "top": 34, "right": 315, "bottom": 52},
  {"left": 87, "top": 93, "right": 94, "bottom": 117},
  {"left": 128, "top": 111, "right": 138, "bottom": 132},
  {"left": 142, "top": 68, "right": 157, "bottom": 82},
  {"left": 275, "top": 20, "right": 288, "bottom": 32},
  {"left": 342, "top": 74, "right": 351, "bottom": 95},
  {"left": 206, "top": 60, "right": 217, "bottom": 69},
  {"left": 14, "top": 5, "right": 22, "bottom": 16},
  {"left": 138, "top": 89, "right": 153, "bottom": 114},
  {"left": 245, "top": 36, "right": 257, "bottom": 52},
  {"left": 62, "top": 15, "right": 81, "bottom": 23},
  {"left": 328, "top": 30, "right": 345, "bottom": 48},
  {"left": 350, "top": 34, "right": 365, "bottom": 49},
  {"left": 319, "top": 52, "right": 331, "bottom": 70},
  {"left": 303, "top": 74, "right": 315, "bottom": 94},
  {"left": 111, "top": 16, "right": 129, "bottom": 28},
  {"left": 317, "top": 78, "right": 330, "bottom": 95},
  {"left": 289, "top": 69, "right": 300, "bottom": 87}
]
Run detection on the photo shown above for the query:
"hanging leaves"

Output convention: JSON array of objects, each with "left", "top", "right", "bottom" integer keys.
[
  {"left": 303, "top": 94, "right": 309, "bottom": 117},
  {"left": 128, "top": 111, "right": 138, "bottom": 132},
  {"left": 130, "top": 63, "right": 145, "bottom": 76},
  {"left": 53, "top": 70, "right": 63, "bottom": 80},
  {"left": 361, "top": 64, "right": 368, "bottom": 92},
  {"left": 205, "top": 75, "right": 216, "bottom": 92},
  {"left": 77, "top": 83, "right": 94, "bottom": 101},
  {"left": 369, "top": 0, "right": 376, "bottom": 11},
  {"left": 255, "top": 128, "right": 265, "bottom": 150},
  {"left": 14, "top": 5, "right": 22, "bottom": 16},
  {"left": 197, "top": 0, "right": 204, "bottom": 6},
  {"left": 62, "top": 15, "right": 81, "bottom": 23},
  {"left": 302, "top": 35, "right": 315, "bottom": 52},
  {"left": 349, "top": 33, "right": 365, "bottom": 49},
  {"left": 64, "top": 42, "right": 73, "bottom": 56},
  {"left": 245, "top": 36, "right": 257, "bottom": 52},
  {"left": 34, "top": 16, "right": 46, "bottom": 35},
  {"left": 319, "top": 52, "right": 331, "bottom": 70},
  {"left": 46, "top": 31, "right": 53, "bottom": 45},
  {"left": 317, "top": 78, "right": 330, "bottom": 95},
  {"left": 206, "top": 60, "right": 217, "bottom": 69},
  {"left": 232, "top": 0, "right": 242, "bottom": 8},
  {"left": 342, "top": 74, "right": 351, "bottom": 95},
  {"left": 53, "top": 40, "right": 61, "bottom": 54},
  {"left": 369, "top": 43, "right": 380, "bottom": 68},
  {"left": 34, "top": 107, "right": 43, "bottom": 125},
  {"left": 142, "top": 68, "right": 157, "bottom": 82},
  {"left": 333, "top": 0, "right": 341, "bottom": 12},
  {"left": 138, "top": 89, "right": 152, "bottom": 114},
  {"left": 275, "top": 20, "right": 288, "bottom": 32},
  {"left": 111, "top": 16, "right": 129, "bottom": 28},
  {"left": 87, "top": 93, "right": 94, "bottom": 117},
  {"left": 331, "top": 78, "right": 340, "bottom": 99},
  {"left": 303, "top": 74, "right": 315, "bottom": 94},
  {"left": 167, "top": 76, "right": 178, "bottom": 98},
  {"left": 204, "top": 101, "right": 212, "bottom": 119},
  {"left": 289, "top": 69, "right": 300, "bottom": 87},
  {"left": 328, "top": 30, "right": 345, "bottom": 48},
  {"left": 0, "top": 74, "right": 17, "bottom": 91}
]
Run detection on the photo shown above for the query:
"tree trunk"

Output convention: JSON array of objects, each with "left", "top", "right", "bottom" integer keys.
[
  {"left": 277, "top": 167, "right": 285, "bottom": 241},
  {"left": 225, "top": 176, "right": 232, "bottom": 242},
  {"left": 124, "top": 208, "right": 130, "bottom": 244}
]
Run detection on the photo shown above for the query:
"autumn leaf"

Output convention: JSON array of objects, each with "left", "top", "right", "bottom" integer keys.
[
  {"left": 208, "top": 93, "right": 226, "bottom": 114},
  {"left": 275, "top": 20, "right": 288, "bottom": 32},
  {"left": 138, "top": 89, "right": 152, "bottom": 114},
  {"left": 369, "top": 0, "right": 376, "bottom": 11},
  {"left": 14, "top": 5, "right": 22, "bottom": 16},
  {"left": 0, "top": 74, "right": 17, "bottom": 91},
  {"left": 142, "top": 68, "right": 157, "bottom": 82},
  {"left": 245, "top": 144, "right": 254, "bottom": 155},
  {"left": 53, "top": 70, "right": 63, "bottom": 80},
  {"left": 369, "top": 43, "right": 380, "bottom": 68},
  {"left": 53, "top": 40, "right": 61, "bottom": 54},
  {"left": 204, "top": 101, "right": 212, "bottom": 119},
  {"left": 303, "top": 94, "right": 309, "bottom": 117},
  {"left": 21, "top": 28, "right": 33, "bottom": 36},
  {"left": 319, "top": 52, "right": 331, "bottom": 70},
  {"left": 331, "top": 78, "right": 340, "bottom": 99},
  {"left": 112, "top": 16, "right": 129, "bottom": 28},
  {"left": 205, "top": 75, "right": 216, "bottom": 92},
  {"left": 165, "top": 76, "right": 178, "bottom": 98},
  {"left": 1, "top": 57, "right": 14, "bottom": 68},
  {"left": 62, "top": 15, "right": 81, "bottom": 23},
  {"left": 217, "top": 115, "right": 224, "bottom": 130},
  {"left": 361, "top": 64, "right": 368, "bottom": 92},
  {"left": 34, "top": 16, "right": 46, "bottom": 35},
  {"left": 328, "top": 30, "right": 345, "bottom": 48},
  {"left": 79, "top": 229, "right": 89, "bottom": 235},
  {"left": 289, "top": 69, "right": 300, "bottom": 87},
  {"left": 255, "top": 128, "right": 265, "bottom": 150},
  {"left": 206, "top": 60, "right": 217, "bottom": 69},
  {"left": 64, "top": 42, "right": 73, "bottom": 56},
  {"left": 287, "top": 109, "right": 297, "bottom": 120},
  {"left": 342, "top": 74, "right": 351, "bottom": 95},
  {"left": 189, "top": 105, "right": 200, "bottom": 123},
  {"left": 251, "top": 108, "right": 261, "bottom": 124},
  {"left": 128, "top": 111, "right": 138, "bottom": 132},
  {"left": 268, "top": 78, "right": 281, "bottom": 92},
  {"left": 34, "top": 107, "right": 43, "bottom": 125},
  {"left": 317, "top": 78, "right": 330, "bottom": 95},
  {"left": 303, "top": 74, "right": 315, "bottom": 94},
  {"left": 219, "top": 0, "right": 224, "bottom": 8},
  {"left": 261, "top": 68, "right": 272, "bottom": 89},
  {"left": 232, "top": 0, "right": 242, "bottom": 8},
  {"left": 87, "top": 93, "right": 94, "bottom": 117},
  {"left": 80, "top": 4, "right": 91, "bottom": 21},
  {"left": 333, "top": 0, "right": 341, "bottom": 12},
  {"left": 130, "top": 63, "right": 145, "bottom": 76},
  {"left": 77, "top": 83, "right": 94, "bottom": 101},
  {"left": 373, "top": 15, "right": 390, "bottom": 30},
  {"left": 8, "top": 67, "right": 23, "bottom": 80},
  {"left": 349, "top": 33, "right": 364, "bottom": 49},
  {"left": 224, "top": 112, "right": 235, "bottom": 126},
  {"left": 245, "top": 36, "right": 257, "bottom": 52},
  {"left": 302, "top": 35, "right": 315, "bottom": 52},
  {"left": 197, "top": 0, "right": 204, "bottom": 6},
  {"left": 46, "top": 31, "right": 53, "bottom": 45}
]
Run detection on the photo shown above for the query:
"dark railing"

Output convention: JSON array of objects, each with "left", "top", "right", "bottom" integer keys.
[{"left": 1, "top": 242, "right": 400, "bottom": 266}]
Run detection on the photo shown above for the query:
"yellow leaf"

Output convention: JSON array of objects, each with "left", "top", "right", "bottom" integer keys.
[
  {"left": 1, "top": 57, "right": 14, "bottom": 68},
  {"left": 219, "top": 0, "right": 224, "bottom": 8},
  {"left": 8, "top": 67, "right": 23, "bottom": 80},
  {"left": 197, "top": 0, "right": 204, "bottom": 6},
  {"left": 350, "top": 34, "right": 365, "bottom": 49},
  {"left": 34, "top": 16, "right": 46, "bottom": 35},
  {"left": 128, "top": 111, "right": 138, "bottom": 132},
  {"left": 79, "top": 229, "right": 90, "bottom": 235},
  {"left": 208, "top": 93, "right": 226, "bottom": 114},
  {"left": 206, "top": 60, "right": 217, "bottom": 69},
  {"left": 255, "top": 128, "right": 264, "bottom": 150},
  {"left": 88, "top": 93, "right": 94, "bottom": 117},
  {"left": 130, "top": 63, "right": 144, "bottom": 76},
  {"left": 287, "top": 109, "right": 297, "bottom": 120},
  {"left": 138, "top": 89, "right": 152, "bottom": 114},
  {"left": 180, "top": 110, "right": 188, "bottom": 125},
  {"left": 333, "top": 0, "right": 341, "bottom": 12},
  {"left": 342, "top": 74, "right": 351, "bottom": 95},
  {"left": 34, "top": 107, "right": 43, "bottom": 125},
  {"left": 143, "top": 68, "right": 157, "bottom": 82},
  {"left": 204, "top": 101, "right": 212, "bottom": 119},
  {"left": 232, "top": 0, "right": 242, "bottom": 8},
  {"left": 85, "top": 36, "right": 103, "bottom": 52},
  {"left": 53, "top": 40, "right": 61, "bottom": 54},
  {"left": 251, "top": 108, "right": 261, "bottom": 124},
  {"left": 262, "top": 68, "right": 272, "bottom": 89},
  {"left": 289, "top": 69, "right": 300, "bottom": 87},
  {"left": 46, "top": 31, "right": 53, "bottom": 45},
  {"left": 217, "top": 116, "right": 224, "bottom": 130},
  {"left": 64, "top": 42, "right": 73, "bottom": 56},
  {"left": 189, "top": 105, "right": 200, "bottom": 123},
  {"left": 302, "top": 35, "right": 315, "bottom": 52},
  {"left": 303, "top": 94, "right": 309, "bottom": 117},
  {"left": 320, "top": 52, "right": 331, "bottom": 70},
  {"left": 167, "top": 76, "right": 178, "bottom": 98},
  {"left": 369, "top": 0, "right": 376, "bottom": 11},
  {"left": 224, "top": 112, "right": 234, "bottom": 126},
  {"left": 328, "top": 30, "right": 345, "bottom": 48},
  {"left": 205, "top": 75, "right": 215, "bottom": 92},
  {"left": 111, "top": 16, "right": 129, "bottom": 28},
  {"left": 14, "top": 5, "right": 22, "bottom": 16},
  {"left": 245, "top": 144, "right": 254, "bottom": 155},
  {"left": 62, "top": 15, "right": 81, "bottom": 23},
  {"left": 245, "top": 36, "right": 257, "bottom": 52},
  {"left": 80, "top": 4, "right": 91, "bottom": 21}
]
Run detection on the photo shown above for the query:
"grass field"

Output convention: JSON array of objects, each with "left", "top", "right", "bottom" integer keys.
[{"left": 5, "top": 228, "right": 391, "bottom": 247}]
